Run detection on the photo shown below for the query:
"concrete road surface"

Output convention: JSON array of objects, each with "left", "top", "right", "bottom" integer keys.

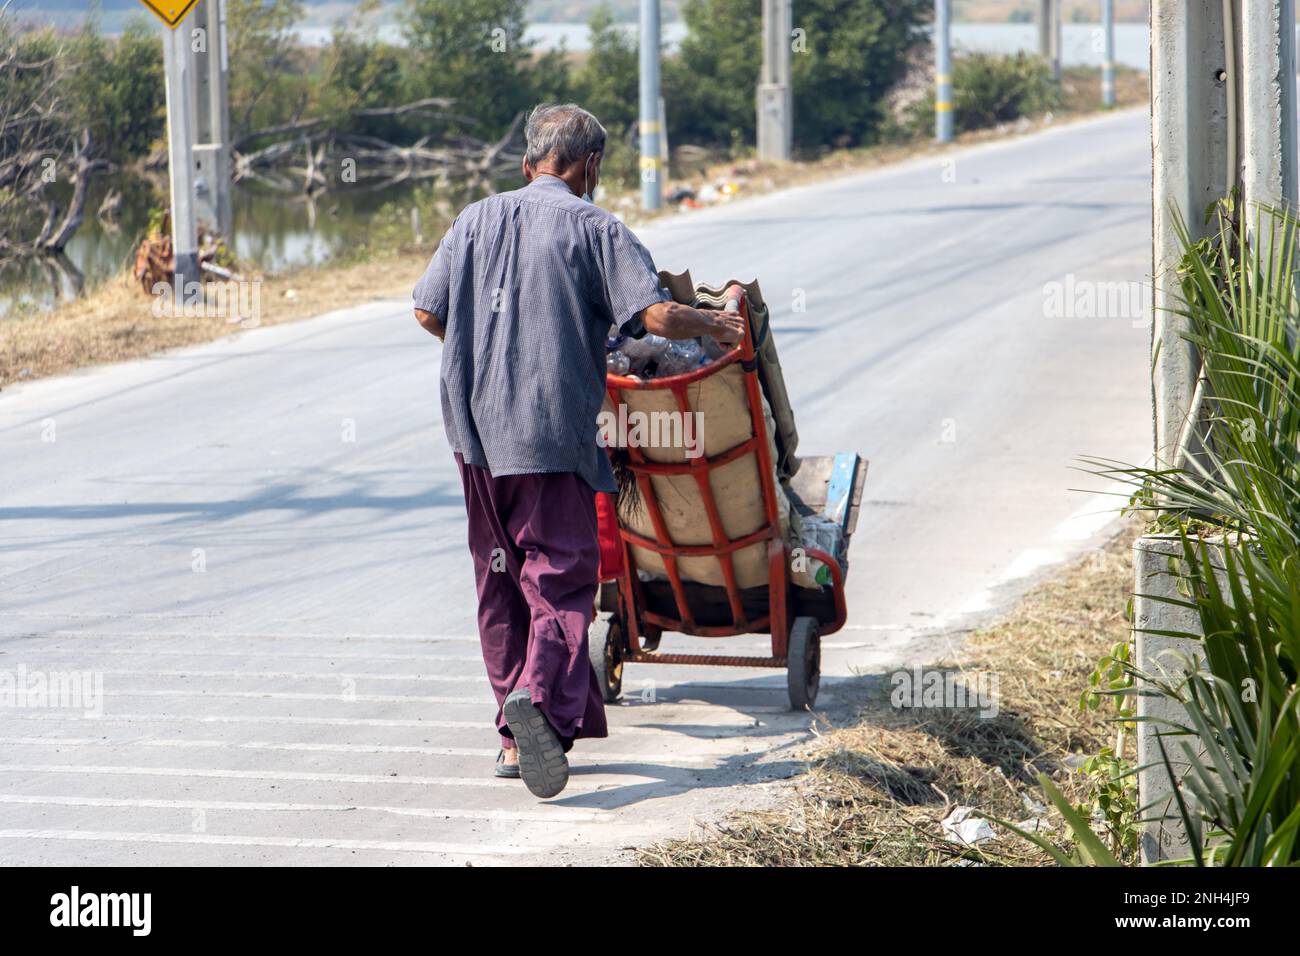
[{"left": 0, "top": 109, "right": 1152, "bottom": 865}]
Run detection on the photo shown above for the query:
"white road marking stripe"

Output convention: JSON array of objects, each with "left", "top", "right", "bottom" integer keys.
[
  {"left": 51, "top": 668, "right": 488, "bottom": 683},
  {"left": 0, "top": 763, "right": 647, "bottom": 791},
  {"left": 6, "top": 627, "right": 768, "bottom": 651},
  {"left": 4, "top": 629, "right": 481, "bottom": 643},
  {"left": 98, "top": 689, "right": 494, "bottom": 704},
  {"left": 0, "top": 711, "right": 487, "bottom": 729},
  {"left": 16, "top": 644, "right": 769, "bottom": 663},
  {"left": 0, "top": 736, "right": 715, "bottom": 766},
  {"left": 0, "top": 793, "right": 605, "bottom": 823},
  {"left": 16, "top": 647, "right": 481, "bottom": 663},
  {"left": 0, "top": 710, "right": 769, "bottom": 735},
  {"left": 0, "top": 828, "right": 529, "bottom": 856}
]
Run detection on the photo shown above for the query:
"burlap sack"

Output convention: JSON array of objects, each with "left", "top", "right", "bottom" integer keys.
[{"left": 603, "top": 272, "right": 798, "bottom": 589}]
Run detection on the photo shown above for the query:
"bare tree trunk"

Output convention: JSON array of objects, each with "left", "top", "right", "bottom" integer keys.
[{"left": 37, "top": 132, "right": 108, "bottom": 253}]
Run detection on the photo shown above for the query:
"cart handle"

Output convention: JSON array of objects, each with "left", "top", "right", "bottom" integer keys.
[{"left": 803, "top": 546, "right": 847, "bottom": 637}]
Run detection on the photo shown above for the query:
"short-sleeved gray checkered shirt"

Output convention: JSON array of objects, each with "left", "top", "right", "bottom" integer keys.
[{"left": 413, "top": 174, "right": 670, "bottom": 493}]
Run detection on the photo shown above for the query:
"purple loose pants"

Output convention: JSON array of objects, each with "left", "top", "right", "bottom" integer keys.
[{"left": 455, "top": 454, "right": 608, "bottom": 750}]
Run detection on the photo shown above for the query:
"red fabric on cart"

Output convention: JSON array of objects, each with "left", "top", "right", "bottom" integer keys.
[{"left": 595, "top": 492, "right": 624, "bottom": 581}]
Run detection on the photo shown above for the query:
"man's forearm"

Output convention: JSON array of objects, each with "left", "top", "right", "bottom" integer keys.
[
  {"left": 640, "top": 300, "right": 732, "bottom": 341},
  {"left": 414, "top": 308, "right": 445, "bottom": 340}
]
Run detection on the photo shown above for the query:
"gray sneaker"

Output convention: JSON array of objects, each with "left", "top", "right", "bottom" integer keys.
[{"left": 501, "top": 690, "right": 569, "bottom": 798}]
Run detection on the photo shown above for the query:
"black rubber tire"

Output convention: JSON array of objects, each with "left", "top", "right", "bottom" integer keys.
[
  {"left": 787, "top": 617, "right": 821, "bottom": 710},
  {"left": 589, "top": 612, "right": 624, "bottom": 703}
]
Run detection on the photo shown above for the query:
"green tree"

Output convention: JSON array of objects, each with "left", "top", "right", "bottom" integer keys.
[
  {"left": 316, "top": 0, "right": 407, "bottom": 142},
  {"left": 74, "top": 21, "right": 164, "bottom": 163},
  {"left": 226, "top": 0, "right": 307, "bottom": 139},
  {"left": 55, "top": 19, "right": 162, "bottom": 163},
  {"left": 665, "top": 0, "right": 929, "bottom": 151},
  {"left": 663, "top": 0, "right": 758, "bottom": 148},
  {"left": 572, "top": 5, "right": 638, "bottom": 187},
  {"left": 320, "top": 0, "right": 404, "bottom": 116},
  {"left": 401, "top": 0, "right": 540, "bottom": 136},
  {"left": 574, "top": 4, "right": 637, "bottom": 131},
  {"left": 790, "top": 0, "right": 929, "bottom": 148},
  {"left": 530, "top": 46, "right": 574, "bottom": 107}
]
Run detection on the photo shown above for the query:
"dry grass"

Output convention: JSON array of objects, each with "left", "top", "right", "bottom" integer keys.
[
  {"left": 1059, "top": 65, "right": 1148, "bottom": 115},
  {"left": 0, "top": 254, "right": 428, "bottom": 388},
  {"left": 639, "top": 521, "right": 1140, "bottom": 867}
]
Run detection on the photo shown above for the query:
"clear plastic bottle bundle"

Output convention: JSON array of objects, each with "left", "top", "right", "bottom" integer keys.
[
  {"left": 655, "top": 338, "right": 709, "bottom": 377},
  {"left": 616, "top": 333, "right": 670, "bottom": 376},
  {"left": 606, "top": 330, "right": 714, "bottom": 380}
]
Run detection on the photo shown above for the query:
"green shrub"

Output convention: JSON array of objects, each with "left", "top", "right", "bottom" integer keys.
[
  {"left": 664, "top": 0, "right": 929, "bottom": 152},
  {"left": 954, "top": 52, "right": 1058, "bottom": 131},
  {"left": 912, "top": 52, "right": 1059, "bottom": 135},
  {"left": 1010, "top": 200, "right": 1300, "bottom": 866}
]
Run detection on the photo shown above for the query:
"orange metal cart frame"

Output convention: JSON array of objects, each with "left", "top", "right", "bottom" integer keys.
[{"left": 598, "top": 295, "right": 854, "bottom": 706}]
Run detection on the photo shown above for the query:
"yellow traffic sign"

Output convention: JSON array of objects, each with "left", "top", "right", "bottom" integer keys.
[{"left": 138, "top": 0, "right": 201, "bottom": 29}]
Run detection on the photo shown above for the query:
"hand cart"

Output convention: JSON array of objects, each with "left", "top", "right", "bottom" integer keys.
[{"left": 591, "top": 293, "right": 866, "bottom": 710}]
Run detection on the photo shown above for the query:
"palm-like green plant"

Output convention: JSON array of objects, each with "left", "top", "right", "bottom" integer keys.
[{"left": 1019, "top": 199, "right": 1300, "bottom": 865}]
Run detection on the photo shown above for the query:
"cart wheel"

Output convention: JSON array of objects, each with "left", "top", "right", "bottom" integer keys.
[
  {"left": 787, "top": 617, "right": 821, "bottom": 711},
  {"left": 589, "top": 612, "right": 624, "bottom": 703}
]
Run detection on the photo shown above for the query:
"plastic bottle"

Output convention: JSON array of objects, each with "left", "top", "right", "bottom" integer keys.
[
  {"left": 619, "top": 333, "right": 670, "bottom": 376},
  {"left": 657, "top": 338, "right": 705, "bottom": 377}
]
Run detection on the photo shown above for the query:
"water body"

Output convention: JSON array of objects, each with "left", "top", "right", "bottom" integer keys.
[{"left": 289, "top": 21, "right": 1151, "bottom": 68}]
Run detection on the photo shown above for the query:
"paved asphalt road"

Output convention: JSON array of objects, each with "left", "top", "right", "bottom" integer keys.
[{"left": 0, "top": 109, "right": 1152, "bottom": 864}]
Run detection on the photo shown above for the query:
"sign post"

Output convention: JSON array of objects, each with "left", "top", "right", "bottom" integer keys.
[
  {"left": 140, "top": 1, "right": 202, "bottom": 290},
  {"left": 192, "top": 0, "right": 233, "bottom": 239},
  {"left": 638, "top": 0, "right": 662, "bottom": 211}
]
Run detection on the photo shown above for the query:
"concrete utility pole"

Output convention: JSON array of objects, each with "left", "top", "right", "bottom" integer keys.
[
  {"left": 638, "top": 0, "right": 662, "bottom": 211},
  {"left": 1140, "top": 0, "right": 1298, "bottom": 864},
  {"left": 1102, "top": 0, "right": 1115, "bottom": 107},
  {"left": 757, "top": 0, "right": 793, "bottom": 161},
  {"left": 1051, "top": 0, "right": 1062, "bottom": 80},
  {"left": 191, "top": 0, "right": 233, "bottom": 238},
  {"left": 162, "top": 21, "right": 199, "bottom": 287},
  {"left": 934, "top": 0, "right": 953, "bottom": 143},
  {"left": 1242, "top": 0, "right": 1298, "bottom": 218},
  {"left": 1038, "top": 0, "right": 1061, "bottom": 80}
]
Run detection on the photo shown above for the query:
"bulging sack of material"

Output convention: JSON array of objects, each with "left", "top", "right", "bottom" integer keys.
[
  {"left": 602, "top": 271, "right": 809, "bottom": 590},
  {"left": 659, "top": 270, "right": 800, "bottom": 480}
]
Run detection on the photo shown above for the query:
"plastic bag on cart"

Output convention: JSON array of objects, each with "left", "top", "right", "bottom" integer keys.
[{"left": 791, "top": 512, "right": 845, "bottom": 588}]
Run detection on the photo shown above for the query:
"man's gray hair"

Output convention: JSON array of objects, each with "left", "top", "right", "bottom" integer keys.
[{"left": 524, "top": 103, "right": 607, "bottom": 168}]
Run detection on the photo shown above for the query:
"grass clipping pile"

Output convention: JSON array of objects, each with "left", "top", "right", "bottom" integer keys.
[{"left": 641, "top": 524, "right": 1137, "bottom": 867}]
